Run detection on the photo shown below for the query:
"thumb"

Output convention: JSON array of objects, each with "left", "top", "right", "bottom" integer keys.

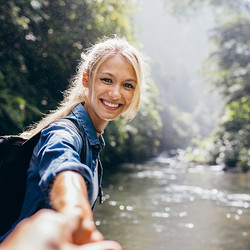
[{"left": 63, "top": 207, "right": 83, "bottom": 240}]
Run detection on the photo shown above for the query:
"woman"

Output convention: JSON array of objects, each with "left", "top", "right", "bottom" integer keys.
[{"left": 0, "top": 36, "right": 144, "bottom": 245}]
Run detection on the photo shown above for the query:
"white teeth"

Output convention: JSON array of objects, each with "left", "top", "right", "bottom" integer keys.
[{"left": 103, "top": 100, "right": 119, "bottom": 108}]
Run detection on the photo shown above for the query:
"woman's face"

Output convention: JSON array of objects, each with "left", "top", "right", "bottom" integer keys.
[{"left": 84, "top": 54, "right": 137, "bottom": 127}]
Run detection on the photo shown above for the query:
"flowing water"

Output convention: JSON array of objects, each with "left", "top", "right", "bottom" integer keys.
[{"left": 94, "top": 157, "right": 250, "bottom": 250}]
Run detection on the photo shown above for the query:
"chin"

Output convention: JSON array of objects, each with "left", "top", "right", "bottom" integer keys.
[
  {"left": 100, "top": 113, "right": 122, "bottom": 121},
  {"left": 102, "top": 116, "right": 119, "bottom": 121}
]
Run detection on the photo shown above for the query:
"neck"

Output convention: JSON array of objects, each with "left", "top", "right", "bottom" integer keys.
[
  {"left": 82, "top": 102, "right": 108, "bottom": 136},
  {"left": 95, "top": 129, "right": 104, "bottom": 135}
]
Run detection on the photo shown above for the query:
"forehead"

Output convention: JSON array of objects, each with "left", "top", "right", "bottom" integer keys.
[{"left": 98, "top": 54, "right": 136, "bottom": 79}]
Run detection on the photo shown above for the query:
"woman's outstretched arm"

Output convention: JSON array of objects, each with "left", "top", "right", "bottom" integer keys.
[{"left": 50, "top": 171, "right": 103, "bottom": 245}]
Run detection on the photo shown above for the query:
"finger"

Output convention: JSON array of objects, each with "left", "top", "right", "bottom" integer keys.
[
  {"left": 90, "top": 230, "right": 104, "bottom": 242},
  {"left": 72, "top": 218, "right": 93, "bottom": 244}
]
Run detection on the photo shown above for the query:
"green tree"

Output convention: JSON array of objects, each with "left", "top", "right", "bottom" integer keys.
[
  {"left": 207, "top": 16, "right": 250, "bottom": 171},
  {"left": 163, "top": 0, "right": 250, "bottom": 171},
  {"left": 0, "top": 0, "right": 138, "bottom": 134},
  {"left": 0, "top": 0, "right": 162, "bottom": 164}
]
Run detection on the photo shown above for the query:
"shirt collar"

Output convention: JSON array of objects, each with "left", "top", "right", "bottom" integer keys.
[{"left": 71, "top": 103, "right": 105, "bottom": 149}]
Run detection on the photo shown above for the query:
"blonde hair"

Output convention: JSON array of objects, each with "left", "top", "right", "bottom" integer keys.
[{"left": 21, "top": 36, "right": 144, "bottom": 139}]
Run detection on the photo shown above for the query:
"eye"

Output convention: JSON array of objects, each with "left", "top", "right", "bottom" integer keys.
[
  {"left": 101, "top": 78, "right": 112, "bottom": 83},
  {"left": 123, "top": 83, "right": 134, "bottom": 89}
]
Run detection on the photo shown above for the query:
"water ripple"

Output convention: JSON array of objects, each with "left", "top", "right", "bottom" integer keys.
[{"left": 165, "top": 184, "right": 250, "bottom": 208}]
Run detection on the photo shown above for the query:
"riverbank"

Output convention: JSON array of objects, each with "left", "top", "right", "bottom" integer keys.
[{"left": 155, "top": 147, "right": 250, "bottom": 174}]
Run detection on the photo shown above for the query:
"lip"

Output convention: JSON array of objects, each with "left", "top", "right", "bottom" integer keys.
[{"left": 100, "top": 98, "right": 123, "bottom": 110}]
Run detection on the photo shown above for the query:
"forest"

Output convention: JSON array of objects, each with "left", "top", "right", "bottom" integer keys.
[
  {"left": 0, "top": 0, "right": 249, "bottom": 172},
  {"left": 162, "top": 0, "right": 250, "bottom": 172}
]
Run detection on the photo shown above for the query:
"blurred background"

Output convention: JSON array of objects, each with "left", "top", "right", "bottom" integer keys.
[{"left": 1, "top": 0, "right": 249, "bottom": 249}]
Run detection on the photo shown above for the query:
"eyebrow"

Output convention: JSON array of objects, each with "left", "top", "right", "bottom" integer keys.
[{"left": 100, "top": 72, "right": 137, "bottom": 83}]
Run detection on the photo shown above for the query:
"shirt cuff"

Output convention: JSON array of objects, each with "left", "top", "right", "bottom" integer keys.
[{"left": 39, "top": 160, "right": 94, "bottom": 204}]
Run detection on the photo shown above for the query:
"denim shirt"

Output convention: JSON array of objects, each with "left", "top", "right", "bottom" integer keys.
[{"left": 0, "top": 103, "right": 105, "bottom": 241}]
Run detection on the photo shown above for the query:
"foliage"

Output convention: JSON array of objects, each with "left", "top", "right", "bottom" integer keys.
[
  {"left": 0, "top": 89, "right": 41, "bottom": 133},
  {"left": 0, "top": 0, "right": 162, "bottom": 164},
  {"left": 162, "top": 0, "right": 250, "bottom": 171},
  {"left": 147, "top": 54, "right": 215, "bottom": 150},
  {"left": 0, "top": 0, "right": 138, "bottom": 133},
  {"left": 207, "top": 13, "right": 250, "bottom": 171},
  {"left": 159, "top": 105, "right": 201, "bottom": 150}
]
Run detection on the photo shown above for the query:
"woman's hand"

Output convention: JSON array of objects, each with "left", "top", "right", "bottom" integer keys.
[
  {"left": 62, "top": 206, "right": 104, "bottom": 245},
  {"left": 0, "top": 209, "right": 122, "bottom": 250},
  {"left": 50, "top": 171, "right": 103, "bottom": 245}
]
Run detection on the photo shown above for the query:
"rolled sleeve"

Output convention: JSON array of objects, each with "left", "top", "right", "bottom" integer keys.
[{"left": 33, "top": 122, "right": 94, "bottom": 203}]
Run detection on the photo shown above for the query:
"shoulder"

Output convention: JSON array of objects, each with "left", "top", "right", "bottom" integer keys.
[{"left": 40, "top": 119, "right": 84, "bottom": 151}]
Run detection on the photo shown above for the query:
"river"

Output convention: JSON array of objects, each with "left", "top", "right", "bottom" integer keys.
[{"left": 94, "top": 157, "right": 250, "bottom": 250}]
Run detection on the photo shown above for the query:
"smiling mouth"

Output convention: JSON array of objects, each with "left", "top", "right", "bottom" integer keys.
[{"left": 101, "top": 99, "right": 122, "bottom": 108}]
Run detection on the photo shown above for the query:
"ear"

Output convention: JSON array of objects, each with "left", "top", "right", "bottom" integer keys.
[{"left": 82, "top": 73, "right": 88, "bottom": 88}]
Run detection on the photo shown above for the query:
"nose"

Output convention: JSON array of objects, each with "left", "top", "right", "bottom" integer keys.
[{"left": 109, "top": 84, "right": 121, "bottom": 100}]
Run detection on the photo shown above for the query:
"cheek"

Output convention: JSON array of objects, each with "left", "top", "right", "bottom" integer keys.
[
  {"left": 88, "top": 84, "right": 101, "bottom": 101},
  {"left": 125, "top": 91, "right": 135, "bottom": 105},
  {"left": 92, "top": 82, "right": 106, "bottom": 96}
]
